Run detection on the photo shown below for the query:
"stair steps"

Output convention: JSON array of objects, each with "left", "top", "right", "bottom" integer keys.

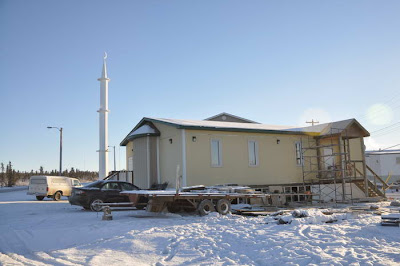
[{"left": 353, "top": 180, "right": 384, "bottom": 198}]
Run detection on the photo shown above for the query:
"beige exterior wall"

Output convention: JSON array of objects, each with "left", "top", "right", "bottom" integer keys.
[
  {"left": 152, "top": 122, "right": 182, "bottom": 187},
  {"left": 124, "top": 121, "right": 367, "bottom": 189},
  {"left": 125, "top": 122, "right": 183, "bottom": 188},
  {"left": 185, "top": 130, "right": 315, "bottom": 186},
  {"left": 349, "top": 137, "right": 365, "bottom": 177},
  {"left": 349, "top": 138, "right": 363, "bottom": 161}
]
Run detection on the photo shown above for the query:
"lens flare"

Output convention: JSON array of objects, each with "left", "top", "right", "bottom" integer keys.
[{"left": 366, "top": 104, "right": 393, "bottom": 126}]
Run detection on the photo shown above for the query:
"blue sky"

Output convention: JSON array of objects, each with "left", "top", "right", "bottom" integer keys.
[{"left": 1, "top": 0, "right": 400, "bottom": 172}]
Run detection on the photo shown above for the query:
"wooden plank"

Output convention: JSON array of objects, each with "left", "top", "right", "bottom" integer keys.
[{"left": 366, "top": 165, "right": 388, "bottom": 189}]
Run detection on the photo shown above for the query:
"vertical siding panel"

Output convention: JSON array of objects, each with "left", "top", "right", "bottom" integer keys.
[{"left": 133, "top": 138, "right": 148, "bottom": 189}]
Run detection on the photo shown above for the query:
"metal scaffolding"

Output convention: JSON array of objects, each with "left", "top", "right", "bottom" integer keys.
[{"left": 301, "top": 128, "right": 356, "bottom": 204}]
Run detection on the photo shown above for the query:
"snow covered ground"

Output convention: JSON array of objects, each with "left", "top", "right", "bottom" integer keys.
[{"left": 1, "top": 189, "right": 400, "bottom": 265}]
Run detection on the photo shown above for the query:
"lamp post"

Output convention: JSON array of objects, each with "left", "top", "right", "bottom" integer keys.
[
  {"left": 47, "top": 127, "right": 63, "bottom": 176},
  {"left": 108, "top": 145, "right": 116, "bottom": 171}
]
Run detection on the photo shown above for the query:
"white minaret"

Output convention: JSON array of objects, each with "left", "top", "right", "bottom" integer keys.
[{"left": 97, "top": 52, "right": 110, "bottom": 179}]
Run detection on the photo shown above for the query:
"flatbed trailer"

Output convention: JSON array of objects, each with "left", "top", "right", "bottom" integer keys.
[{"left": 121, "top": 190, "right": 269, "bottom": 215}]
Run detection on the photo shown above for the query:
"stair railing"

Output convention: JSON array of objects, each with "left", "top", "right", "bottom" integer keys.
[{"left": 347, "top": 163, "right": 387, "bottom": 198}]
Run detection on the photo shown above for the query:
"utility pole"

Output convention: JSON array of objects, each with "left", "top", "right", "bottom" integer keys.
[
  {"left": 47, "top": 126, "right": 63, "bottom": 176},
  {"left": 306, "top": 119, "right": 319, "bottom": 126}
]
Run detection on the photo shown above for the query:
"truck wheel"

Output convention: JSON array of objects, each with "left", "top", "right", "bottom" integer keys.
[
  {"left": 36, "top": 196, "right": 45, "bottom": 201},
  {"left": 53, "top": 191, "right": 62, "bottom": 201},
  {"left": 197, "top": 199, "right": 215, "bottom": 216},
  {"left": 216, "top": 199, "right": 231, "bottom": 215},
  {"left": 90, "top": 199, "right": 104, "bottom": 212}
]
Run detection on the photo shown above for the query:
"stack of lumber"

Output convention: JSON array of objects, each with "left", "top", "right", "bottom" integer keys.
[{"left": 381, "top": 213, "right": 400, "bottom": 226}]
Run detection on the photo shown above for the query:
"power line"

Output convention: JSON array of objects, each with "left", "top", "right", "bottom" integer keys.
[
  {"left": 370, "top": 121, "right": 400, "bottom": 134},
  {"left": 357, "top": 91, "right": 400, "bottom": 121},
  {"left": 373, "top": 124, "right": 400, "bottom": 138},
  {"left": 381, "top": 143, "right": 400, "bottom": 151},
  {"left": 358, "top": 103, "right": 400, "bottom": 123}
]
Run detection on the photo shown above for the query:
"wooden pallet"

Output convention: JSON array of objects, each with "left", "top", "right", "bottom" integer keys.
[{"left": 381, "top": 214, "right": 400, "bottom": 226}]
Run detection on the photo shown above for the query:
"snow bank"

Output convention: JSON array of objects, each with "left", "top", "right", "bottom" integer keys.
[
  {"left": 275, "top": 209, "right": 348, "bottom": 225},
  {"left": 1, "top": 191, "right": 400, "bottom": 265},
  {"left": 0, "top": 186, "right": 28, "bottom": 193}
]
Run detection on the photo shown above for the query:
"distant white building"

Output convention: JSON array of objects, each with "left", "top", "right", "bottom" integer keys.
[{"left": 365, "top": 149, "right": 400, "bottom": 183}]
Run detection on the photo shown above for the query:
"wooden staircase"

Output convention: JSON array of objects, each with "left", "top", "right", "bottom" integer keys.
[
  {"left": 353, "top": 179, "right": 385, "bottom": 198},
  {"left": 347, "top": 164, "right": 387, "bottom": 198}
]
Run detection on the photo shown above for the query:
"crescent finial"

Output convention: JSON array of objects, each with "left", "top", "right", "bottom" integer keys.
[{"left": 104, "top": 52, "right": 108, "bottom": 60}]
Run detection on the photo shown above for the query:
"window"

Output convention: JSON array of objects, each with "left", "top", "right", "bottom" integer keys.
[
  {"left": 85, "top": 181, "right": 103, "bottom": 188},
  {"left": 396, "top": 157, "right": 400, "bottom": 165},
  {"left": 30, "top": 179, "right": 46, "bottom": 184},
  {"left": 120, "top": 183, "right": 139, "bottom": 191},
  {"left": 248, "top": 140, "right": 259, "bottom": 166},
  {"left": 211, "top": 139, "right": 222, "bottom": 167},
  {"left": 295, "top": 142, "right": 303, "bottom": 166},
  {"left": 51, "top": 178, "right": 67, "bottom": 184},
  {"left": 102, "top": 182, "right": 120, "bottom": 190}
]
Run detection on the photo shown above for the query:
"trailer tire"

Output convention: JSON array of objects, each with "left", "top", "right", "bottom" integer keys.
[
  {"left": 197, "top": 199, "right": 215, "bottom": 216},
  {"left": 216, "top": 199, "right": 231, "bottom": 215},
  {"left": 53, "top": 191, "right": 62, "bottom": 201},
  {"left": 36, "top": 196, "right": 45, "bottom": 201}
]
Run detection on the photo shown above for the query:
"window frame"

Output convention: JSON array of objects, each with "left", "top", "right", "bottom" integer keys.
[
  {"left": 295, "top": 141, "right": 303, "bottom": 166},
  {"left": 210, "top": 138, "right": 223, "bottom": 167},
  {"left": 248, "top": 140, "right": 259, "bottom": 167},
  {"left": 120, "top": 183, "right": 139, "bottom": 191}
]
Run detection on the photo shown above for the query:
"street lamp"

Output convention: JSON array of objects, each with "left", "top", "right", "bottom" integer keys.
[
  {"left": 47, "top": 126, "right": 63, "bottom": 176},
  {"left": 108, "top": 145, "right": 116, "bottom": 171}
]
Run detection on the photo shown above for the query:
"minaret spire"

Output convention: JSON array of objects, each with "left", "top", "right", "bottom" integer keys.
[
  {"left": 97, "top": 52, "right": 110, "bottom": 179},
  {"left": 101, "top": 52, "right": 108, "bottom": 78}
]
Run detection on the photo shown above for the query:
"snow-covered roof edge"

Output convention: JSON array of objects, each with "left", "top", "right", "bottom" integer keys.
[
  {"left": 120, "top": 117, "right": 369, "bottom": 146},
  {"left": 121, "top": 122, "right": 160, "bottom": 146},
  {"left": 366, "top": 149, "right": 400, "bottom": 155}
]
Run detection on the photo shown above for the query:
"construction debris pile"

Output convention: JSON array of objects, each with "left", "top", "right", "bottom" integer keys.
[{"left": 230, "top": 200, "right": 400, "bottom": 227}]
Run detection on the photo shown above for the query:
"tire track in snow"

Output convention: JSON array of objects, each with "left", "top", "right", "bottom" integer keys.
[
  {"left": 1, "top": 252, "right": 51, "bottom": 266},
  {"left": 0, "top": 228, "right": 31, "bottom": 255},
  {"left": 33, "top": 251, "right": 80, "bottom": 266},
  {"left": 298, "top": 225, "right": 311, "bottom": 239}
]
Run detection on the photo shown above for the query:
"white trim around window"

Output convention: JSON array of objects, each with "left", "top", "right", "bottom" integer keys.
[
  {"left": 248, "top": 140, "right": 259, "bottom": 167},
  {"left": 210, "top": 139, "right": 222, "bottom": 167},
  {"left": 295, "top": 141, "right": 303, "bottom": 166}
]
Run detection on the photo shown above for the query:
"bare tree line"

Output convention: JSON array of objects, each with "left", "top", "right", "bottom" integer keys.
[{"left": 0, "top": 162, "right": 99, "bottom": 187}]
